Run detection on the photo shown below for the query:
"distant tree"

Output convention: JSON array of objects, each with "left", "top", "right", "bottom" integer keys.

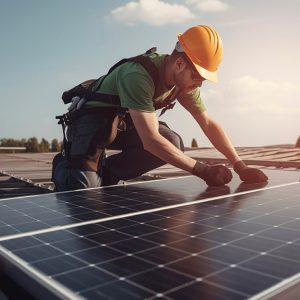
[
  {"left": 1, "top": 137, "right": 62, "bottom": 152},
  {"left": 296, "top": 136, "right": 300, "bottom": 148},
  {"left": 0, "top": 138, "right": 7, "bottom": 146},
  {"left": 191, "top": 138, "right": 198, "bottom": 148},
  {"left": 39, "top": 138, "right": 50, "bottom": 152},
  {"left": 20, "top": 138, "right": 27, "bottom": 147},
  {"left": 25, "top": 137, "right": 39, "bottom": 153},
  {"left": 0, "top": 138, "right": 27, "bottom": 152},
  {"left": 51, "top": 138, "right": 61, "bottom": 152},
  {"left": 1, "top": 138, "right": 19, "bottom": 147}
]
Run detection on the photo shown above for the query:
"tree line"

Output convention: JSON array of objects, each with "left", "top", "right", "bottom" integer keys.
[{"left": 0, "top": 138, "right": 62, "bottom": 153}]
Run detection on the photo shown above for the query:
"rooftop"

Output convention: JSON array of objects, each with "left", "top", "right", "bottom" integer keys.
[{"left": 0, "top": 146, "right": 300, "bottom": 199}]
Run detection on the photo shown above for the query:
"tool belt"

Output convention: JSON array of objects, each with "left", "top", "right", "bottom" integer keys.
[{"left": 56, "top": 108, "right": 125, "bottom": 172}]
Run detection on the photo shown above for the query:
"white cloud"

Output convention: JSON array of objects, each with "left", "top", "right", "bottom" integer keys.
[
  {"left": 186, "top": 0, "right": 229, "bottom": 12},
  {"left": 110, "top": 0, "right": 195, "bottom": 26},
  {"left": 229, "top": 76, "right": 299, "bottom": 113},
  {"left": 203, "top": 75, "right": 300, "bottom": 114},
  {"left": 199, "top": 76, "right": 300, "bottom": 146}
]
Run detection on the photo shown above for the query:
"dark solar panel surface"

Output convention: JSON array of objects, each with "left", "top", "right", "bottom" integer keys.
[
  {"left": 0, "top": 169, "right": 300, "bottom": 299},
  {"left": 0, "top": 169, "right": 299, "bottom": 239}
]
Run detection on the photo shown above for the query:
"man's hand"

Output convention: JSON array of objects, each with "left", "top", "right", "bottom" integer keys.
[
  {"left": 192, "top": 161, "right": 232, "bottom": 186},
  {"left": 234, "top": 161, "right": 268, "bottom": 183}
]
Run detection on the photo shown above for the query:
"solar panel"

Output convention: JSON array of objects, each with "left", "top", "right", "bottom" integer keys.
[
  {"left": 0, "top": 175, "right": 233, "bottom": 237},
  {"left": 1, "top": 168, "right": 300, "bottom": 299},
  {"left": 0, "top": 169, "right": 299, "bottom": 240}
]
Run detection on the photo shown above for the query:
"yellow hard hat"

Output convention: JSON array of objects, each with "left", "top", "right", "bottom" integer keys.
[{"left": 177, "top": 25, "right": 223, "bottom": 82}]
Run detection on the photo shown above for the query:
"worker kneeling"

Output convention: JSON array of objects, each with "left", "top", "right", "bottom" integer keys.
[{"left": 52, "top": 25, "right": 267, "bottom": 192}]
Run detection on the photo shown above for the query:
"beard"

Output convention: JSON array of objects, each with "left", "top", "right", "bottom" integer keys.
[
  {"left": 173, "top": 71, "right": 186, "bottom": 89},
  {"left": 173, "top": 71, "right": 198, "bottom": 93}
]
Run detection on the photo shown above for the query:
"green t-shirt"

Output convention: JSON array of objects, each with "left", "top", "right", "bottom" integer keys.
[{"left": 85, "top": 52, "right": 206, "bottom": 115}]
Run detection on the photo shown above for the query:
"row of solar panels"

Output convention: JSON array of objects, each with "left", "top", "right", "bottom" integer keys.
[{"left": 0, "top": 147, "right": 300, "bottom": 199}]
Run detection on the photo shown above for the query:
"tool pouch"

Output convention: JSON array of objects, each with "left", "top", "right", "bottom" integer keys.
[{"left": 67, "top": 111, "right": 122, "bottom": 172}]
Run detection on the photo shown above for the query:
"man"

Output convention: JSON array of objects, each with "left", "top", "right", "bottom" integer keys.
[{"left": 52, "top": 25, "right": 268, "bottom": 192}]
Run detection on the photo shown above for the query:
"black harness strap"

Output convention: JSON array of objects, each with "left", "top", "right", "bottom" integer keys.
[
  {"left": 155, "top": 87, "right": 181, "bottom": 116},
  {"left": 62, "top": 84, "right": 121, "bottom": 106},
  {"left": 62, "top": 48, "right": 160, "bottom": 107}
]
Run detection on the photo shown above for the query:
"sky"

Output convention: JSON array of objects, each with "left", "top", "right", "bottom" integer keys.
[{"left": 1, "top": 0, "right": 299, "bottom": 147}]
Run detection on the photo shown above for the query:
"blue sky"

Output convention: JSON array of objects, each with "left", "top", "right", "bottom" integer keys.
[{"left": 1, "top": 0, "right": 299, "bottom": 147}]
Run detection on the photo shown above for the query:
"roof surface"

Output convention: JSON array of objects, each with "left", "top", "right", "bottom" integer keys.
[{"left": 0, "top": 147, "right": 300, "bottom": 199}]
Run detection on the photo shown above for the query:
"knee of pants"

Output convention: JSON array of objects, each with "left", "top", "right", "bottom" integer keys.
[
  {"left": 67, "top": 170, "right": 102, "bottom": 190},
  {"left": 160, "top": 129, "right": 185, "bottom": 152},
  {"left": 53, "top": 159, "right": 101, "bottom": 191}
]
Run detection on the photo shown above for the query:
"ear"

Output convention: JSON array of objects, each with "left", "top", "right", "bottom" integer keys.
[{"left": 175, "top": 57, "right": 187, "bottom": 72}]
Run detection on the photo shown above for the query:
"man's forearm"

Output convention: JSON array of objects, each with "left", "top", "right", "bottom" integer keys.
[
  {"left": 145, "top": 135, "right": 233, "bottom": 186},
  {"left": 128, "top": 109, "right": 197, "bottom": 172}
]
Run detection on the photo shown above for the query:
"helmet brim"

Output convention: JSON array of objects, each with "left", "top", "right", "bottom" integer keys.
[
  {"left": 194, "top": 64, "right": 218, "bottom": 83},
  {"left": 178, "top": 34, "right": 219, "bottom": 83}
]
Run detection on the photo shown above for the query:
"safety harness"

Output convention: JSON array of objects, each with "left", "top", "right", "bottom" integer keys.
[
  {"left": 56, "top": 48, "right": 178, "bottom": 167},
  {"left": 60, "top": 47, "right": 178, "bottom": 112}
]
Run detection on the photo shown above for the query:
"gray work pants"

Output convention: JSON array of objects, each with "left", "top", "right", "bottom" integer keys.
[{"left": 52, "top": 117, "right": 184, "bottom": 191}]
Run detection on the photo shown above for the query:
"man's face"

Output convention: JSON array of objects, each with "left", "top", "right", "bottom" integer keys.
[{"left": 174, "top": 57, "right": 206, "bottom": 92}]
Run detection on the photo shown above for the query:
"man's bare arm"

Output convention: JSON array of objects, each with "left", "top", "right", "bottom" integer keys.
[
  {"left": 129, "top": 109, "right": 196, "bottom": 173},
  {"left": 129, "top": 109, "right": 233, "bottom": 186},
  {"left": 193, "top": 110, "right": 268, "bottom": 183}
]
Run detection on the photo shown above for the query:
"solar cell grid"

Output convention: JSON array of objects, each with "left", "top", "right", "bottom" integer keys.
[
  {"left": 0, "top": 176, "right": 219, "bottom": 238},
  {"left": 0, "top": 169, "right": 299, "bottom": 241},
  {"left": 0, "top": 171, "right": 300, "bottom": 299},
  {"left": 0, "top": 169, "right": 300, "bottom": 299}
]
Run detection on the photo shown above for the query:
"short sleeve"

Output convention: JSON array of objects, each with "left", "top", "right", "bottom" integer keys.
[
  {"left": 117, "top": 63, "right": 156, "bottom": 112},
  {"left": 177, "top": 87, "right": 206, "bottom": 115}
]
